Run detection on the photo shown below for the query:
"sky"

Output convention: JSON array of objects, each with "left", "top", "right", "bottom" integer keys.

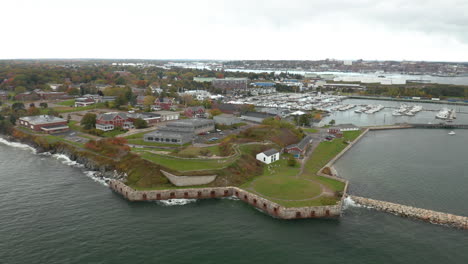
[{"left": 1, "top": 0, "right": 468, "bottom": 62}]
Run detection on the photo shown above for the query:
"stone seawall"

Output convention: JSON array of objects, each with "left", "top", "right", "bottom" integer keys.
[
  {"left": 350, "top": 196, "right": 468, "bottom": 230},
  {"left": 109, "top": 180, "right": 343, "bottom": 220}
]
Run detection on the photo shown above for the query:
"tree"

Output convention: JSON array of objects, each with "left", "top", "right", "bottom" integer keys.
[
  {"left": 81, "top": 113, "right": 97, "bottom": 129},
  {"left": 14, "top": 86, "right": 26, "bottom": 94},
  {"left": 287, "top": 156, "right": 297, "bottom": 167},
  {"left": 209, "top": 109, "right": 222, "bottom": 117},
  {"left": 27, "top": 106, "right": 40, "bottom": 116},
  {"left": 47, "top": 108, "right": 59, "bottom": 117},
  {"left": 133, "top": 118, "right": 148, "bottom": 129},
  {"left": 9, "top": 115, "right": 16, "bottom": 125},
  {"left": 299, "top": 114, "right": 310, "bottom": 126},
  {"left": 329, "top": 119, "right": 336, "bottom": 126},
  {"left": 11, "top": 102, "right": 25, "bottom": 112},
  {"left": 143, "top": 95, "right": 156, "bottom": 109},
  {"left": 39, "top": 102, "right": 48, "bottom": 108}
]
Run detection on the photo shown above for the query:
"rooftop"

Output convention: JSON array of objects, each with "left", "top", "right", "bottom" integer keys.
[
  {"left": 262, "top": 148, "right": 279, "bottom": 156},
  {"left": 20, "top": 115, "right": 67, "bottom": 125}
]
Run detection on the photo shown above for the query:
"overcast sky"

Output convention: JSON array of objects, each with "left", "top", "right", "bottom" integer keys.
[{"left": 1, "top": 0, "right": 467, "bottom": 62}]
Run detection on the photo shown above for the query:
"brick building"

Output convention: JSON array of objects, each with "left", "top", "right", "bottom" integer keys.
[
  {"left": 96, "top": 112, "right": 134, "bottom": 131},
  {"left": 19, "top": 115, "right": 69, "bottom": 134}
]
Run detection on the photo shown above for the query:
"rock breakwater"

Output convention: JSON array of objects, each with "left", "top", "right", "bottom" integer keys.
[{"left": 350, "top": 196, "right": 468, "bottom": 230}]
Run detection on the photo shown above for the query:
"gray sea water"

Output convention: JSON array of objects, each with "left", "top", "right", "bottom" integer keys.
[{"left": 0, "top": 137, "right": 467, "bottom": 264}]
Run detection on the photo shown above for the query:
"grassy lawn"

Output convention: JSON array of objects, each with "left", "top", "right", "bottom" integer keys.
[
  {"left": 56, "top": 99, "right": 75, "bottom": 106},
  {"left": 252, "top": 176, "right": 321, "bottom": 200},
  {"left": 138, "top": 151, "right": 234, "bottom": 171},
  {"left": 343, "top": 130, "right": 362, "bottom": 141},
  {"left": 177, "top": 145, "right": 221, "bottom": 157},
  {"left": 124, "top": 130, "right": 158, "bottom": 139},
  {"left": 68, "top": 120, "right": 82, "bottom": 131},
  {"left": 127, "top": 138, "right": 187, "bottom": 147},
  {"left": 303, "top": 139, "right": 349, "bottom": 175},
  {"left": 101, "top": 129, "right": 127, "bottom": 138},
  {"left": 303, "top": 128, "right": 319, "bottom": 133}
]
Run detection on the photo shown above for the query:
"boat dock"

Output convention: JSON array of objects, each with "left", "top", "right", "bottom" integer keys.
[{"left": 405, "top": 123, "right": 468, "bottom": 129}]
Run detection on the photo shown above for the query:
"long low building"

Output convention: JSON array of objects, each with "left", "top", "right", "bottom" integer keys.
[
  {"left": 213, "top": 114, "right": 242, "bottom": 125},
  {"left": 19, "top": 115, "right": 69, "bottom": 134},
  {"left": 143, "top": 119, "right": 215, "bottom": 145}
]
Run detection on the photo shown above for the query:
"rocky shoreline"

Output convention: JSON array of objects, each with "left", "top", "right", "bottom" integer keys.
[{"left": 1, "top": 132, "right": 127, "bottom": 183}]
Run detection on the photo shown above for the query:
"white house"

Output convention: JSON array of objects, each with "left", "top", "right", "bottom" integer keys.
[{"left": 256, "top": 149, "right": 280, "bottom": 164}]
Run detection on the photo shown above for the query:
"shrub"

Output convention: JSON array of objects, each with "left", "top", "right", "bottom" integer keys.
[{"left": 287, "top": 156, "right": 297, "bottom": 167}]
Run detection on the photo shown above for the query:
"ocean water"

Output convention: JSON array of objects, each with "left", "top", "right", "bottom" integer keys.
[{"left": 0, "top": 138, "right": 467, "bottom": 264}]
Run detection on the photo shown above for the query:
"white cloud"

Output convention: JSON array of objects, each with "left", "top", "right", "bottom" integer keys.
[{"left": 0, "top": 0, "right": 467, "bottom": 61}]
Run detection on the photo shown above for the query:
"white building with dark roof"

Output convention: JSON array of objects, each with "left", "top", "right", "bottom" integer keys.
[{"left": 256, "top": 148, "right": 280, "bottom": 164}]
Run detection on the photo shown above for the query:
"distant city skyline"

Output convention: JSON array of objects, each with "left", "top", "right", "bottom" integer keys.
[{"left": 2, "top": 0, "right": 468, "bottom": 62}]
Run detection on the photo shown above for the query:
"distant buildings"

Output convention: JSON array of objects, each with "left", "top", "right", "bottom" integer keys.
[
  {"left": 75, "top": 97, "right": 95, "bottom": 107},
  {"left": 328, "top": 124, "right": 360, "bottom": 134},
  {"left": 193, "top": 77, "right": 215, "bottom": 83},
  {"left": 127, "top": 112, "right": 161, "bottom": 126},
  {"left": 213, "top": 114, "right": 242, "bottom": 126},
  {"left": 19, "top": 115, "right": 69, "bottom": 134},
  {"left": 0, "top": 90, "right": 8, "bottom": 101},
  {"left": 154, "top": 97, "right": 176, "bottom": 111},
  {"left": 212, "top": 78, "right": 248, "bottom": 92},
  {"left": 240, "top": 111, "right": 278, "bottom": 123},
  {"left": 184, "top": 106, "right": 206, "bottom": 118},
  {"left": 15, "top": 91, "right": 71, "bottom": 101},
  {"left": 153, "top": 111, "right": 179, "bottom": 121},
  {"left": 143, "top": 119, "right": 215, "bottom": 145},
  {"left": 96, "top": 112, "right": 134, "bottom": 131},
  {"left": 256, "top": 149, "right": 280, "bottom": 164}
]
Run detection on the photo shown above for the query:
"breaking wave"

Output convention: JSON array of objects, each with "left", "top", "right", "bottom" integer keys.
[
  {"left": 157, "top": 199, "right": 197, "bottom": 206},
  {"left": 343, "top": 196, "right": 362, "bottom": 209},
  {"left": 84, "top": 171, "right": 110, "bottom": 187},
  {"left": 0, "top": 137, "right": 36, "bottom": 154},
  {"left": 52, "top": 154, "right": 84, "bottom": 168}
]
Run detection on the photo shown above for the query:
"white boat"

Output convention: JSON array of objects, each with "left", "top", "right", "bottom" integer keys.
[{"left": 448, "top": 131, "right": 456, "bottom": 135}]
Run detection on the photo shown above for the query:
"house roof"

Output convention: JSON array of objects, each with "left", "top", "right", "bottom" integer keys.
[
  {"left": 154, "top": 110, "right": 178, "bottom": 115},
  {"left": 97, "top": 112, "right": 128, "bottom": 121},
  {"left": 20, "top": 115, "right": 66, "bottom": 125},
  {"left": 262, "top": 148, "right": 279, "bottom": 156},
  {"left": 242, "top": 111, "right": 276, "bottom": 119},
  {"left": 286, "top": 135, "right": 312, "bottom": 151}
]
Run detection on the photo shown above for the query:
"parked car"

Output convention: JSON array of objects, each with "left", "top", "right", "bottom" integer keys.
[{"left": 208, "top": 137, "right": 219, "bottom": 142}]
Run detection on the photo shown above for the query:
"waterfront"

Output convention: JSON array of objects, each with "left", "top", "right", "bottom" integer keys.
[
  {"left": 225, "top": 69, "right": 468, "bottom": 85},
  {"left": 1, "top": 138, "right": 468, "bottom": 263},
  {"left": 321, "top": 98, "right": 468, "bottom": 126},
  {"left": 335, "top": 129, "right": 468, "bottom": 216}
]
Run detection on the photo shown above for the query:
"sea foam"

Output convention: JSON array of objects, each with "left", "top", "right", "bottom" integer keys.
[
  {"left": 157, "top": 199, "right": 197, "bottom": 206},
  {"left": 0, "top": 137, "right": 37, "bottom": 154}
]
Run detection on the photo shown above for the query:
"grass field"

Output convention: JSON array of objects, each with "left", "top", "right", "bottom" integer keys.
[
  {"left": 303, "top": 128, "right": 319, "bottom": 133},
  {"left": 127, "top": 139, "right": 188, "bottom": 147},
  {"left": 240, "top": 130, "right": 361, "bottom": 208},
  {"left": 53, "top": 103, "right": 106, "bottom": 113},
  {"left": 177, "top": 145, "right": 221, "bottom": 157},
  {"left": 252, "top": 176, "right": 321, "bottom": 200},
  {"left": 138, "top": 151, "right": 234, "bottom": 171}
]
